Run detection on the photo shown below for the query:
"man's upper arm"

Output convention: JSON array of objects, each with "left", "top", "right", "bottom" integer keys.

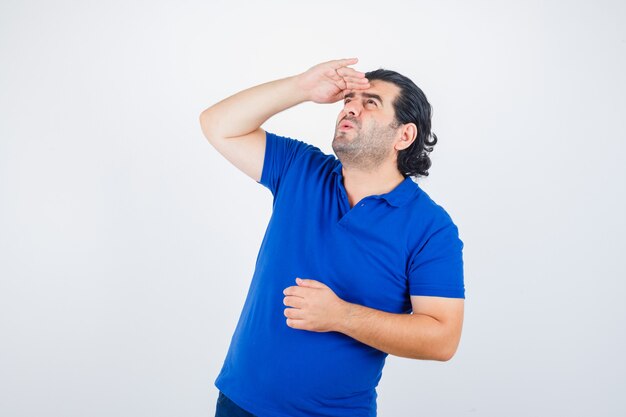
[
  {"left": 411, "top": 295, "right": 464, "bottom": 359},
  {"left": 199, "top": 114, "right": 266, "bottom": 182}
]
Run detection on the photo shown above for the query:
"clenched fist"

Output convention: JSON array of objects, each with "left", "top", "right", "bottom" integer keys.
[{"left": 283, "top": 277, "right": 351, "bottom": 332}]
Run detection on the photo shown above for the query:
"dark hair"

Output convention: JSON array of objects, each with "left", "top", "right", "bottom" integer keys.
[{"left": 364, "top": 69, "right": 437, "bottom": 178}]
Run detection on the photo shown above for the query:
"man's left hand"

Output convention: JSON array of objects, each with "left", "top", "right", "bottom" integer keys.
[{"left": 283, "top": 278, "right": 350, "bottom": 332}]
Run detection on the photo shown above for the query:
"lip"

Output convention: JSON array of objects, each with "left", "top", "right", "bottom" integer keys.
[{"left": 339, "top": 120, "right": 356, "bottom": 131}]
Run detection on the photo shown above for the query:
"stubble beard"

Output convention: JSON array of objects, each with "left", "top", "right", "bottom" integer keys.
[{"left": 332, "top": 121, "right": 399, "bottom": 172}]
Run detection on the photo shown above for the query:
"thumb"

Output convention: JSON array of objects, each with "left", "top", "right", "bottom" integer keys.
[{"left": 296, "top": 277, "right": 327, "bottom": 289}]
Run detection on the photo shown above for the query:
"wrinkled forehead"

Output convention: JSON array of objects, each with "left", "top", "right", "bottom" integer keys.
[{"left": 343, "top": 80, "right": 400, "bottom": 107}]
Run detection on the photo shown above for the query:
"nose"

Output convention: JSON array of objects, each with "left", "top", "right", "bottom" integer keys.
[{"left": 342, "top": 98, "right": 362, "bottom": 118}]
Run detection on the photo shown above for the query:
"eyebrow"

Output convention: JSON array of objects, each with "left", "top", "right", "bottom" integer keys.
[{"left": 343, "top": 92, "right": 384, "bottom": 106}]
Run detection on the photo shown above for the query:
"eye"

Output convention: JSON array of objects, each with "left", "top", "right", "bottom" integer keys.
[{"left": 367, "top": 99, "right": 378, "bottom": 106}]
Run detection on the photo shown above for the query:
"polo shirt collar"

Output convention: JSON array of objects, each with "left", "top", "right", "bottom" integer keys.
[{"left": 331, "top": 160, "right": 418, "bottom": 208}]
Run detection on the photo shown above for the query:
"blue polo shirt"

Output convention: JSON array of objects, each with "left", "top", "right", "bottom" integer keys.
[{"left": 215, "top": 131, "right": 465, "bottom": 417}]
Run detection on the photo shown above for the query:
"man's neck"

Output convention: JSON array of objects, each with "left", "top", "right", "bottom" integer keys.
[{"left": 341, "top": 162, "right": 405, "bottom": 208}]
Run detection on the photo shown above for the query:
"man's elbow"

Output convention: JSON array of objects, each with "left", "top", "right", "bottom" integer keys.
[
  {"left": 199, "top": 110, "right": 214, "bottom": 130},
  {"left": 199, "top": 110, "right": 220, "bottom": 142},
  {"left": 437, "top": 347, "right": 457, "bottom": 362},
  {"left": 425, "top": 329, "right": 462, "bottom": 362},
  {"left": 407, "top": 341, "right": 459, "bottom": 362},
  {"left": 437, "top": 337, "right": 461, "bottom": 362}
]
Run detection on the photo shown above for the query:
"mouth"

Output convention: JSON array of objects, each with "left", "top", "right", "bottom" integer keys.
[{"left": 338, "top": 120, "right": 356, "bottom": 131}]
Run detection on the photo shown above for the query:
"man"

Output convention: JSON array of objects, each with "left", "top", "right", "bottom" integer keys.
[{"left": 199, "top": 57, "right": 465, "bottom": 417}]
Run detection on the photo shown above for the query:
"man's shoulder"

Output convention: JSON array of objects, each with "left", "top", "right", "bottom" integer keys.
[
  {"left": 266, "top": 130, "right": 337, "bottom": 171},
  {"left": 410, "top": 184, "right": 458, "bottom": 228},
  {"left": 266, "top": 131, "right": 328, "bottom": 155}
]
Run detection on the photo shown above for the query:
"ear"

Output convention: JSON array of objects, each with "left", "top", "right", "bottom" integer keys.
[{"left": 394, "top": 123, "right": 417, "bottom": 151}]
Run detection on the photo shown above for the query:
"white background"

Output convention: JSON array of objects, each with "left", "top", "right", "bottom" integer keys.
[{"left": 1, "top": 1, "right": 625, "bottom": 416}]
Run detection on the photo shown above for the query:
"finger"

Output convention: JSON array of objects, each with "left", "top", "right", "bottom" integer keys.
[
  {"left": 325, "top": 68, "right": 343, "bottom": 82},
  {"left": 344, "top": 77, "right": 369, "bottom": 84},
  {"left": 336, "top": 67, "right": 366, "bottom": 78},
  {"left": 283, "top": 286, "right": 304, "bottom": 297},
  {"left": 339, "top": 73, "right": 368, "bottom": 82},
  {"left": 344, "top": 80, "right": 371, "bottom": 90},
  {"left": 284, "top": 308, "right": 304, "bottom": 319},
  {"left": 296, "top": 278, "right": 327, "bottom": 289},
  {"left": 329, "top": 57, "right": 359, "bottom": 69},
  {"left": 342, "top": 76, "right": 369, "bottom": 84},
  {"left": 283, "top": 296, "right": 304, "bottom": 308},
  {"left": 333, "top": 77, "right": 347, "bottom": 91},
  {"left": 287, "top": 319, "right": 305, "bottom": 330}
]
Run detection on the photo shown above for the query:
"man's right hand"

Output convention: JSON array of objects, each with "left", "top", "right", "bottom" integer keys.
[
  {"left": 200, "top": 58, "right": 370, "bottom": 182},
  {"left": 296, "top": 58, "right": 371, "bottom": 104}
]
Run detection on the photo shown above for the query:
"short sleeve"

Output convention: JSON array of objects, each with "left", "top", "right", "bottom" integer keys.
[
  {"left": 407, "top": 221, "right": 465, "bottom": 299},
  {"left": 258, "top": 131, "right": 316, "bottom": 196}
]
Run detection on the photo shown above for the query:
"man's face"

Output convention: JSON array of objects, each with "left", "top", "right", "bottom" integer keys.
[{"left": 332, "top": 80, "right": 402, "bottom": 171}]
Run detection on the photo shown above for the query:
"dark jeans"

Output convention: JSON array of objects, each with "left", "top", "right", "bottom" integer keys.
[{"left": 215, "top": 391, "right": 256, "bottom": 417}]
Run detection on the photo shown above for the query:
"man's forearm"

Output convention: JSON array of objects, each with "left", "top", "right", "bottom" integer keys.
[
  {"left": 336, "top": 303, "right": 458, "bottom": 361},
  {"left": 199, "top": 75, "right": 309, "bottom": 138},
  {"left": 284, "top": 279, "right": 462, "bottom": 361}
]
